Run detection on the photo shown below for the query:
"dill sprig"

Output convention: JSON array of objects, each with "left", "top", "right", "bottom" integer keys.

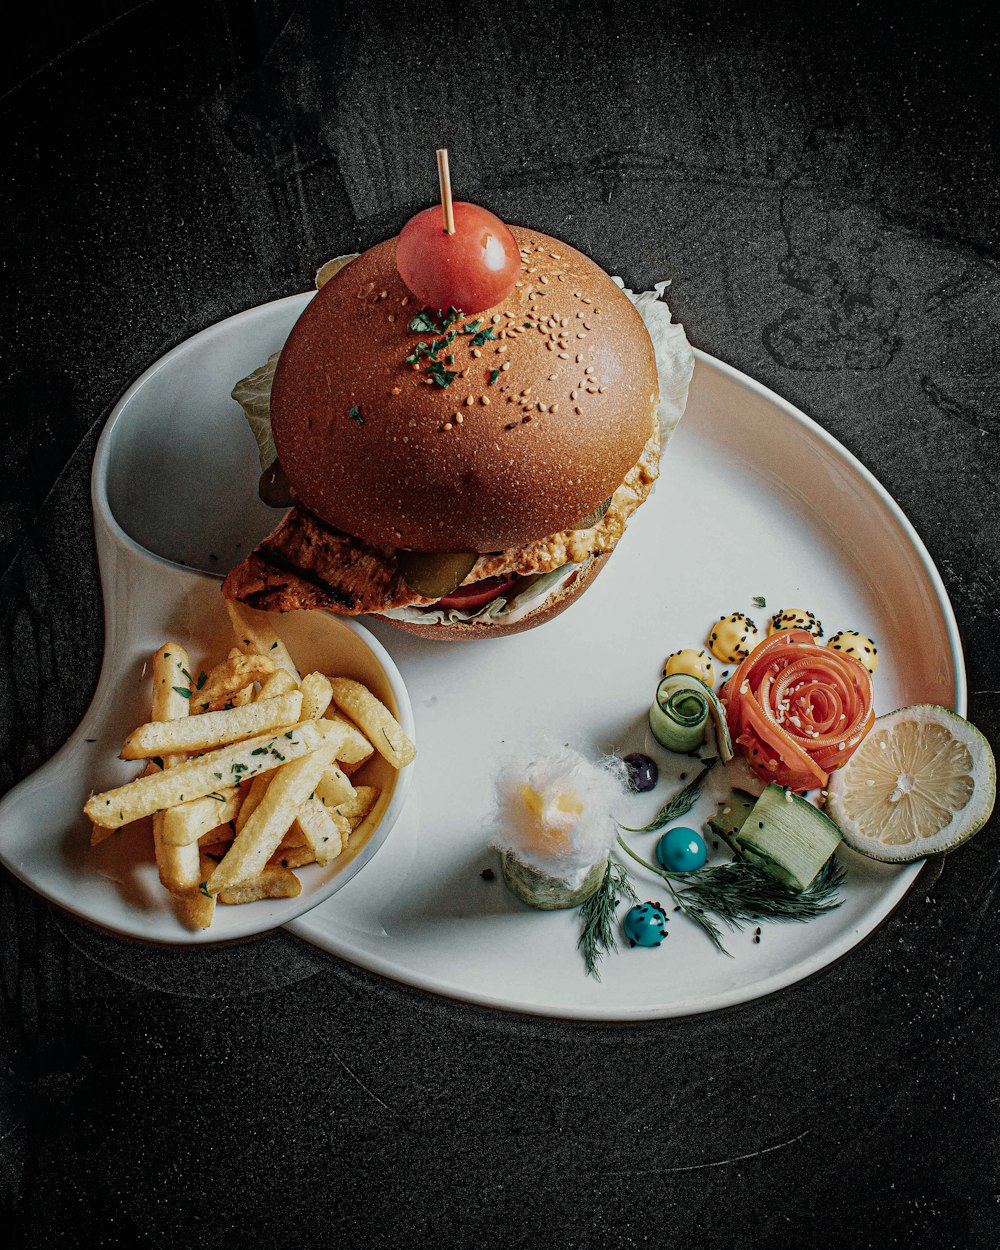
[
  {"left": 615, "top": 834, "right": 845, "bottom": 955},
  {"left": 619, "top": 757, "right": 718, "bottom": 834},
  {"left": 577, "top": 858, "right": 638, "bottom": 979}
]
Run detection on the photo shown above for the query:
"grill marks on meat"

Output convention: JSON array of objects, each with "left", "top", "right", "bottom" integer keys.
[
  {"left": 222, "top": 424, "right": 660, "bottom": 614},
  {"left": 222, "top": 510, "right": 435, "bottom": 614}
]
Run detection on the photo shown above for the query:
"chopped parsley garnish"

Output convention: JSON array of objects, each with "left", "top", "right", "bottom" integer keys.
[
  {"left": 250, "top": 747, "right": 269, "bottom": 756},
  {"left": 196, "top": 670, "right": 208, "bottom": 690},
  {"left": 523, "top": 322, "right": 535, "bottom": 329},
  {"left": 199, "top": 881, "right": 212, "bottom": 898},
  {"left": 488, "top": 368, "right": 500, "bottom": 386},
  {"left": 408, "top": 309, "right": 439, "bottom": 333},
  {"left": 214, "top": 772, "right": 223, "bottom": 779},
  {"left": 427, "top": 360, "right": 459, "bottom": 388},
  {"left": 172, "top": 686, "right": 191, "bottom": 699},
  {"left": 462, "top": 320, "right": 482, "bottom": 334},
  {"left": 348, "top": 405, "right": 364, "bottom": 424},
  {"left": 752, "top": 595, "right": 767, "bottom": 609},
  {"left": 470, "top": 327, "right": 496, "bottom": 347},
  {"left": 429, "top": 330, "right": 460, "bottom": 356},
  {"left": 284, "top": 731, "right": 295, "bottom": 739}
]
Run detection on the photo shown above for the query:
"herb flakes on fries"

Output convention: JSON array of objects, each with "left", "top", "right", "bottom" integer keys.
[{"left": 84, "top": 616, "right": 413, "bottom": 932}]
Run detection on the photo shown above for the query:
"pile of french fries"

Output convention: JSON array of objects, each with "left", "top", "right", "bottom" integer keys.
[{"left": 84, "top": 602, "right": 415, "bottom": 931}]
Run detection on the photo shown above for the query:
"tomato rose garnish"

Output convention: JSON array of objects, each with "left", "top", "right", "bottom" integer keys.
[{"left": 720, "top": 629, "right": 875, "bottom": 792}]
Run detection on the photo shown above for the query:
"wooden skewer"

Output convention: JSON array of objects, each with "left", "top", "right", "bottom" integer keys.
[{"left": 436, "top": 147, "right": 455, "bottom": 235}]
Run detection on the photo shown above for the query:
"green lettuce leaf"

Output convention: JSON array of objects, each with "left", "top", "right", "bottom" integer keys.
[{"left": 231, "top": 351, "right": 281, "bottom": 473}]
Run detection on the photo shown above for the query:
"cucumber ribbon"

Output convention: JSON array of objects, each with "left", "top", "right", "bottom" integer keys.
[{"left": 649, "top": 674, "right": 734, "bottom": 762}]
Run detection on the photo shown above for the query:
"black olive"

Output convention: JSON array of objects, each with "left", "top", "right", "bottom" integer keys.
[
  {"left": 623, "top": 752, "right": 658, "bottom": 793},
  {"left": 258, "top": 460, "right": 294, "bottom": 507}
]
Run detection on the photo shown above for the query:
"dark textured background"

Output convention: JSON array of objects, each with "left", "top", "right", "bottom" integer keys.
[{"left": 2, "top": 3, "right": 998, "bottom": 1247}]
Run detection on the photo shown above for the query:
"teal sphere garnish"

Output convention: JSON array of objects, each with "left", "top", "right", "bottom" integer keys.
[
  {"left": 655, "top": 827, "right": 707, "bottom": 873},
  {"left": 623, "top": 902, "right": 668, "bottom": 947}
]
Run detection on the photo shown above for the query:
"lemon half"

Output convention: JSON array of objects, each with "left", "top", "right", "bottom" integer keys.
[{"left": 826, "top": 704, "right": 996, "bottom": 863}]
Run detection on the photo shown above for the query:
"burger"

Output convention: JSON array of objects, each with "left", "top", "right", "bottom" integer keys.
[{"left": 223, "top": 204, "right": 688, "bottom": 640}]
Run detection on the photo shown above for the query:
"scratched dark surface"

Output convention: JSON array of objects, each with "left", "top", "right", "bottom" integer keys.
[{"left": 2, "top": 3, "right": 998, "bottom": 1247}]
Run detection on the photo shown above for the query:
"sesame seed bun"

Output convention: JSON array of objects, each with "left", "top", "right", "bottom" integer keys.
[
  {"left": 383, "top": 553, "right": 610, "bottom": 642},
  {"left": 270, "top": 227, "right": 659, "bottom": 553}
]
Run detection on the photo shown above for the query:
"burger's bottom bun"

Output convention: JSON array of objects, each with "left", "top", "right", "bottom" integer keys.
[{"left": 380, "top": 554, "right": 610, "bottom": 643}]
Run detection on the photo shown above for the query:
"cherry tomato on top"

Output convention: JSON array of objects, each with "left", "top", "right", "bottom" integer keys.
[
  {"left": 435, "top": 575, "right": 519, "bottom": 611},
  {"left": 396, "top": 202, "right": 520, "bottom": 314}
]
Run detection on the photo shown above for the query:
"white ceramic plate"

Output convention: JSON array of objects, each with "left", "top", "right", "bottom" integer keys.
[{"left": 0, "top": 293, "right": 964, "bottom": 1013}]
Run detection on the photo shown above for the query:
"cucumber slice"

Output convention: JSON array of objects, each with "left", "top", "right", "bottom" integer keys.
[
  {"left": 499, "top": 851, "right": 607, "bottom": 910},
  {"left": 733, "top": 783, "right": 842, "bottom": 891},
  {"left": 707, "top": 788, "right": 757, "bottom": 848},
  {"left": 649, "top": 675, "right": 734, "bottom": 761}
]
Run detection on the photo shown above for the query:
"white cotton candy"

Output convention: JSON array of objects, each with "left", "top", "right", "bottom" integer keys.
[{"left": 493, "top": 745, "right": 628, "bottom": 890}]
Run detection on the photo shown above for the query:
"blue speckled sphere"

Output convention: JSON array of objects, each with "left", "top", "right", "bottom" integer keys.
[
  {"left": 623, "top": 902, "right": 668, "bottom": 947},
  {"left": 656, "top": 826, "right": 708, "bottom": 873}
]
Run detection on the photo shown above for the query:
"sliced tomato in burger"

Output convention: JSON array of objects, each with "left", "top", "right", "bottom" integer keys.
[{"left": 435, "top": 575, "right": 519, "bottom": 611}]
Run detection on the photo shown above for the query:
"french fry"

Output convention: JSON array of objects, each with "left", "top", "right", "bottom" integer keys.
[
  {"left": 120, "top": 691, "right": 303, "bottom": 759},
  {"left": 315, "top": 764, "right": 356, "bottom": 809},
  {"left": 294, "top": 795, "right": 349, "bottom": 866},
  {"left": 269, "top": 844, "right": 316, "bottom": 870},
  {"left": 180, "top": 890, "right": 216, "bottom": 929},
  {"left": 230, "top": 685, "right": 254, "bottom": 707},
  {"left": 299, "top": 671, "right": 333, "bottom": 720},
  {"left": 206, "top": 736, "right": 342, "bottom": 894},
  {"left": 191, "top": 853, "right": 223, "bottom": 922},
  {"left": 84, "top": 721, "right": 325, "bottom": 829},
  {"left": 199, "top": 825, "right": 235, "bottom": 848},
  {"left": 193, "top": 652, "right": 276, "bottom": 712},
  {"left": 226, "top": 600, "right": 300, "bottom": 681},
  {"left": 320, "top": 713, "right": 376, "bottom": 766},
  {"left": 218, "top": 864, "right": 302, "bottom": 905},
  {"left": 329, "top": 784, "right": 379, "bottom": 832},
  {"left": 234, "top": 770, "right": 273, "bottom": 834},
  {"left": 161, "top": 788, "right": 242, "bottom": 847},
  {"left": 146, "top": 645, "right": 206, "bottom": 921},
  {"left": 257, "top": 669, "right": 298, "bottom": 700},
  {"left": 329, "top": 678, "right": 416, "bottom": 768}
]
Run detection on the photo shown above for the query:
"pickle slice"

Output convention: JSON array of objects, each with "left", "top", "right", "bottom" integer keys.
[
  {"left": 397, "top": 550, "right": 478, "bottom": 598},
  {"left": 568, "top": 497, "right": 612, "bottom": 531},
  {"left": 258, "top": 460, "right": 294, "bottom": 507}
]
